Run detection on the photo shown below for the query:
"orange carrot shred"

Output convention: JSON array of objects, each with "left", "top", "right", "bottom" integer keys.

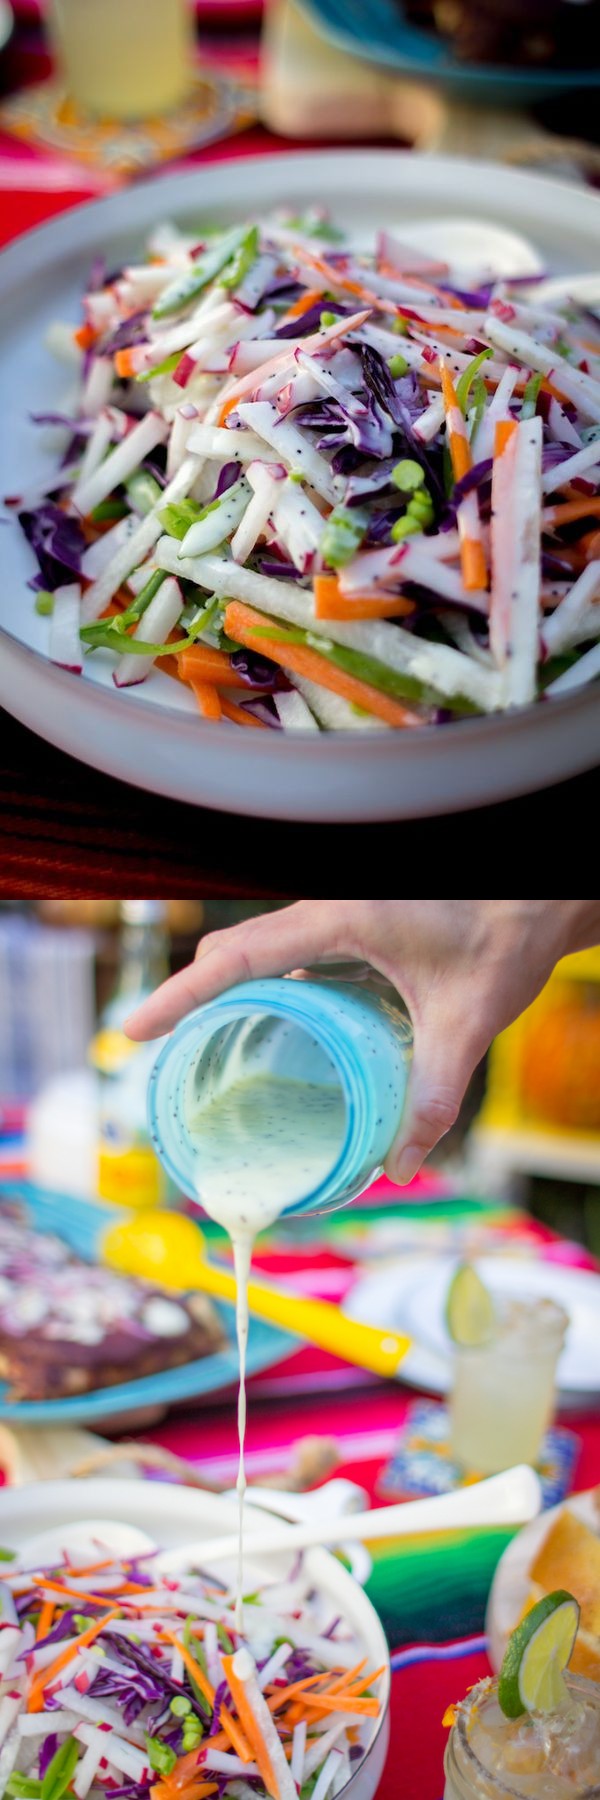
[{"left": 28, "top": 1608, "right": 120, "bottom": 1712}]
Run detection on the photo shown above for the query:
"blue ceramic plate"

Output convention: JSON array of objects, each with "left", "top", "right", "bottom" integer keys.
[
  {"left": 299, "top": 0, "right": 599, "bottom": 103},
  {"left": 0, "top": 1185, "right": 296, "bottom": 1423}
]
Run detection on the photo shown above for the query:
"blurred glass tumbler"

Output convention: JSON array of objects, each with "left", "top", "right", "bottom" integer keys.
[
  {"left": 49, "top": 0, "right": 194, "bottom": 119},
  {"left": 449, "top": 1295, "right": 568, "bottom": 1475}
]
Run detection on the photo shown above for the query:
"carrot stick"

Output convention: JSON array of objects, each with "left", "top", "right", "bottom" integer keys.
[
  {"left": 291, "top": 1693, "right": 380, "bottom": 1718},
  {"left": 278, "top": 288, "right": 324, "bottom": 326},
  {"left": 313, "top": 573, "right": 414, "bottom": 621},
  {"left": 223, "top": 601, "right": 421, "bottom": 729},
  {"left": 28, "top": 1608, "right": 120, "bottom": 1711},
  {"left": 543, "top": 497, "right": 600, "bottom": 528},
  {"left": 494, "top": 418, "right": 518, "bottom": 457},
  {"left": 158, "top": 1631, "right": 216, "bottom": 1711},
  {"left": 221, "top": 1654, "right": 281, "bottom": 1800},
  {"left": 189, "top": 679, "right": 222, "bottom": 721},
  {"left": 178, "top": 645, "right": 249, "bottom": 688},
  {"left": 35, "top": 1577, "right": 146, "bottom": 1605},
  {"left": 36, "top": 1602, "right": 54, "bottom": 1642},
  {"left": 219, "top": 695, "right": 269, "bottom": 729},
  {"left": 74, "top": 323, "right": 98, "bottom": 351},
  {"left": 159, "top": 1631, "right": 252, "bottom": 1762},
  {"left": 114, "top": 348, "right": 138, "bottom": 379}
]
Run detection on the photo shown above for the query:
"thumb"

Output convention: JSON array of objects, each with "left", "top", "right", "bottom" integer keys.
[{"left": 384, "top": 1002, "right": 483, "bottom": 1186}]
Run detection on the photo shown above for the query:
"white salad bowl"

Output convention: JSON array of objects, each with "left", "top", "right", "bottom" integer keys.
[
  {"left": 1, "top": 150, "right": 599, "bottom": 819},
  {"left": 0, "top": 1477, "right": 391, "bottom": 1800}
]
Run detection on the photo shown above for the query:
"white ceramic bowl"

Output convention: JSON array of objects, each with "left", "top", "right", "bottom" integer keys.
[
  {"left": 0, "top": 1477, "right": 391, "bottom": 1800},
  {"left": 2, "top": 150, "right": 599, "bottom": 819}
]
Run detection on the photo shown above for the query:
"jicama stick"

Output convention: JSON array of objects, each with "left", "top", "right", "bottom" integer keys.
[
  {"left": 485, "top": 315, "right": 600, "bottom": 424},
  {"left": 489, "top": 416, "right": 543, "bottom": 705},
  {"left": 542, "top": 560, "right": 600, "bottom": 655},
  {"left": 72, "top": 412, "right": 168, "bottom": 516},
  {"left": 545, "top": 638, "right": 600, "bottom": 694},
  {"left": 289, "top": 673, "right": 390, "bottom": 731},
  {"left": 541, "top": 439, "right": 600, "bottom": 494},
  {"left": 156, "top": 540, "right": 502, "bottom": 709},
  {"left": 82, "top": 454, "right": 201, "bottom": 621}
]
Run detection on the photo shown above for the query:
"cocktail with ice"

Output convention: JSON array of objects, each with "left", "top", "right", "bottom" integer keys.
[
  {"left": 446, "top": 1266, "right": 568, "bottom": 1474},
  {"left": 444, "top": 1591, "right": 600, "bottom": 1800}
]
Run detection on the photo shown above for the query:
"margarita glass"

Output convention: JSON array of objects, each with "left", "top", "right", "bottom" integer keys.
[
  {"left": 449, "top": 1294, "right": 568, "bottom": 1474},
  {"left": 444, "top": 1670, "right": 600, "bottom": 1800}
]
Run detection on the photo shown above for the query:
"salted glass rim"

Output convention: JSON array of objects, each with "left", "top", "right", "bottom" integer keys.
[{"left": 448, "top": 1673, "right": 600, "bottom": 1800}]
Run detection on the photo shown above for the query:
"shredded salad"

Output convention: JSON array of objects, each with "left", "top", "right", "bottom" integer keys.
[
  {"left": 11, "top": 207, "right": 600, "bottom": 730},
  {"left": 0, "top": 1544, "right": 384, "bottom": 1800}
]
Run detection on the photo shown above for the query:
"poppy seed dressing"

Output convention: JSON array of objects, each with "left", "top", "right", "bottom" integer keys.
[{"left": 187, "top": 1075, "right": 346, "bottom": 1628}]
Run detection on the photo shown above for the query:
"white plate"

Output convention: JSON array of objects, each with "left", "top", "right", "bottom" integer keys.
[
  {"left": 346, "top": 1254, "right": 600, "bottom": 1400},
  {"left": 1, "top": 151, "right": 600, "bottom": 821},
  {"left": 0, "top": 1477, "right": 391, "bottom": 1800},
  {"left": 485, "top": 1488, "right": 599, "bottom": 1672}
]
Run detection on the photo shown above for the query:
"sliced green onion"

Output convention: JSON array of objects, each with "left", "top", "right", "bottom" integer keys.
[
  {"left": 221, "top": 225, "right": 259, "bottom": 292},
  {"left": 455, "top": 348, "right": 492, "bottom": 419},
  {"left": 320, "top": 506, "right": 368, "bottom": 570},
  {"left": 41, "top": 1737, "right": 79, "bottom": 1800},
  {"left": 391, "top": 515, "right": 421, "bottom": 542},
  {"left": 144, "top": 1738, "right": 177, "bottom": 1778},
  {"left": 152, "top": 225, "right": 253, "bottom": 319},
  {"left": 170, "top": 1696, "right": 192, "bottom": 1718},
  {"left": 35, "top": 591, "right": 55, "bottom": 616},
  {"left": 126, "top": 470, "right": 164, "bottom": 515},
  {"left": 388, "top": 353, "right": 408, "bottom": 378},
  {"left": 392, "top": 317, "right": 409, "bottom": 336},
  {"left": 391, "top": 459, "right": 424, "bottom": 493},
  {"left": 159, "top": 499, "right": 205, "bottom": 540},
  {"left": 521, "top": 372, "right": 543, "bottom": 420},
  {"left": 319, "top": 311, "right": 340, "bottom": 329},
  {"left": 89, "top": 497, "right": 129, "bottom": 522},
  {"left": 136, "top": 351, "right": 182, "bottom": 384}
]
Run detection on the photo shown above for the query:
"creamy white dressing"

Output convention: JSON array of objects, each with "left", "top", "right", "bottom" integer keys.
[{"left": 188, "top": 1074, "right": 346, "bottom": 1630}]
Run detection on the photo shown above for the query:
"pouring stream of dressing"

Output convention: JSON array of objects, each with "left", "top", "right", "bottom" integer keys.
[{"left": 188, "top": 1073, "right": 346, "bottom": 1631}]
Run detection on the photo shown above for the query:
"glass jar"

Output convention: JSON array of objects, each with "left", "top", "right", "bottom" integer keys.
[
  {"left": 444, "top": 1673, "right": 600, "bottom": 1799},
  {"left": 148, "top": 973, "right": 412, "bottom": 1216}
]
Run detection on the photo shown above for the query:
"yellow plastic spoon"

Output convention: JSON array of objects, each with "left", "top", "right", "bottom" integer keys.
[{"left": 102, "top": 1210, "right": 412, "bottom": 1380}]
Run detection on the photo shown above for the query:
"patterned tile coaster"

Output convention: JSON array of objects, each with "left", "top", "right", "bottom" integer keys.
[
  {"left": 377, "top": 1399, "right": 579, "bottom": 1510},
  {"left": 0, "top": 72, "right": 254, "bottom": 179}
]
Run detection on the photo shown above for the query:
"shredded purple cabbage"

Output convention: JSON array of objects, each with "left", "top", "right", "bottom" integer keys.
[
  {"left": 19, "top": 502, "right": 87, "bottom": 590},
  {"left": 229, "top": 648, "right": 285, "bottom": 689},
  {"left": 452, "top": 458, "right": 493, "bottom": 504},
  {"left": 99, "top": 311, "right": 148, "bottom": 355},
  {"left": 213, "top": 462, "right": 242, "bottom": 499},
  {"left": 38, "top": 1734, "right": 59, "bottom": 1779}
]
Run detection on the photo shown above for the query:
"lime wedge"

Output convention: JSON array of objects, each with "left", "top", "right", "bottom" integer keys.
[
  {"left": 498, "top": 1590, "right": 580, "bottom": 1719},
  {"left": 445, "top": 1263, "right": 496, "bottom": 1347}
]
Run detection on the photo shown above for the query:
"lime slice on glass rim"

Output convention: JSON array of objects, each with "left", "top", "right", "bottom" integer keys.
[
  {"left": 498, "top": 1590, "right": 580, "bottom": 1719},
  {"left": 445, "top": 1262, "right": 496, "bottom": 1347}
]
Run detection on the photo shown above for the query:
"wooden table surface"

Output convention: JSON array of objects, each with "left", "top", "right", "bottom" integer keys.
[{"left": 1, "top": 707, "right": 597, "bottom": 896}]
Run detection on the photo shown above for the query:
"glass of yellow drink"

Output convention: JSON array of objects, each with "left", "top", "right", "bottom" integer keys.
[
  {"left": 49, "top": 0, "right": 194, "bottom": 119},
  {"left": 444, "top": 1671, "right": 600, "bottom": 1800},
  {"left": 449, "top": 1294, "right": 568, "bottom": 1474}
]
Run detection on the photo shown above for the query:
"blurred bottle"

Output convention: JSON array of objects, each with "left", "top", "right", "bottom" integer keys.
[
  {"left": 90, "top": 901, "right": 171, "bottom": 1208},
  {"left": 49, "top": 0, "right": 194, "bottom": 121}
]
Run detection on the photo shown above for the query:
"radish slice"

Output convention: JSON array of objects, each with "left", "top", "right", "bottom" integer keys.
[
  {"left": 113, "top": 575, "right": 184, "bottom": 687},
  {"left": 49, "top": 583, "right": 82, "bottom": 673}
]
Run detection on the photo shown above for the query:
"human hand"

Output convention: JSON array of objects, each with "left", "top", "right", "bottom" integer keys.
[{"left": 125, "top": 899, "right": 598, "bottom": 1183}]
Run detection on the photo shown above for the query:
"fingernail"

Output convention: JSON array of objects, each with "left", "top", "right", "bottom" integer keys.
[{"left": 392, "top": 1147, "right": 421, "bottom": 1185}]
